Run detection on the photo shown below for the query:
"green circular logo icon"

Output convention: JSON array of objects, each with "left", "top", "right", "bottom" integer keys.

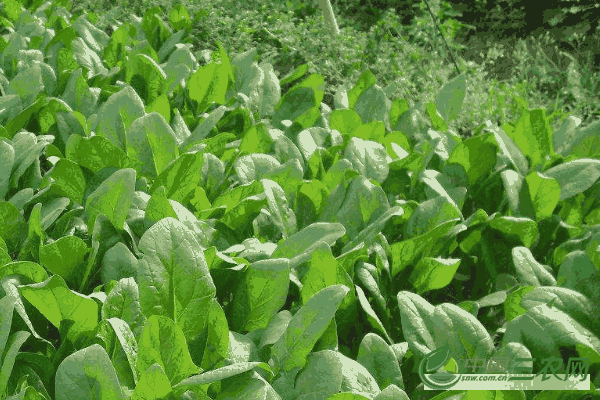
[{"left": 418, "top": 344, "right": 461, "bottom": 390}]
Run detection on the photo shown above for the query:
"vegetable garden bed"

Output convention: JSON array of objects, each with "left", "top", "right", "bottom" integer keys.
[{"left": 0, "top": 1, "right": 600, "bottom": 399}]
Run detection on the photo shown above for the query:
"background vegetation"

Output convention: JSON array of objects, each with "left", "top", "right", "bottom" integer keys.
[{"left": 72, "top": 0, "right": 600, "bottom": 139}]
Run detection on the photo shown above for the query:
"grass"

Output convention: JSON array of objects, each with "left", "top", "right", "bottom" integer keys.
[{"left": 73, "top": 0, "right": 600, "bottom": 140}]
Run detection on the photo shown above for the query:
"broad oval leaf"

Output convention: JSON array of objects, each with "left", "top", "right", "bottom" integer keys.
[
  {"left": 542, "top": 158, "right": 600, "bottom": 200},
  {"left": 271, "top": 285, "right": 350, "bottom": 377},
  {"left": 55, "top": 344, "right": 126, "bottom": 400},
  {"left": 136, "top": 314, "right": 200, "bottom": 386},
  {"left": 357, "top": 333, "right": 404, "bottom": 390},
  {"left": 137, "top": 217, "right": 216, "bottom": 338}
]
